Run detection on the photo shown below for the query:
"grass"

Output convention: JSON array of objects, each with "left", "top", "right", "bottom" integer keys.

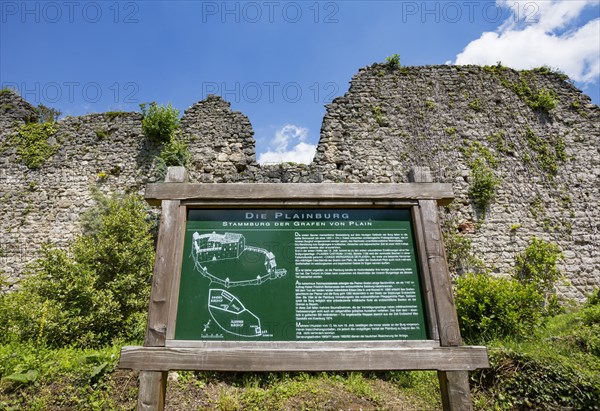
[
  {"left": 0, "top": 346, "right": 442, "bottom": 410},
  {"left": 470, "top": 307, "right": 600, "bottom": 410},
  {"left": 1, "top": 304, "right": 597, "bottom": 410}
]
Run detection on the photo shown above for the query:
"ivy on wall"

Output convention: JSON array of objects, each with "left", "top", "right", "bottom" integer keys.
[{"left": 12, "top": 122, "right": 59, "bottom": 169}]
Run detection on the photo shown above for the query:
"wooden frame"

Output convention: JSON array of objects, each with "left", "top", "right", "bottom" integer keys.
[{"left": 120, "top": 166, "right": 488, "bottom": 411}]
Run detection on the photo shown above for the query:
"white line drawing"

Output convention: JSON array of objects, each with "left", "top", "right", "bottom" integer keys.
[
  {"left": 191, "top": 231, "right": 287, "bottom": 288},
  {"left": 208, "top": 289, "right": 262, "bottom": 337},
  {"left": 202, "top": 320, "right": 211, "bottom": 332}
]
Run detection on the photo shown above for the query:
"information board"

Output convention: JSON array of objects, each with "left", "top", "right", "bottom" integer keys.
[{"left": 174, "top": 208, "right": 427, "bottom": 341}]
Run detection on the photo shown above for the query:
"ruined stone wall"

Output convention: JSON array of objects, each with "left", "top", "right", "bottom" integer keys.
[
  {"left": 0, "top": 90, "right": 159, "bottom": 278},
  {"left": 0, "top": 64, "right": 598, "bottom": 300},
  {"left": 314, "top": 64, "right": 599, "bottom": 300}
]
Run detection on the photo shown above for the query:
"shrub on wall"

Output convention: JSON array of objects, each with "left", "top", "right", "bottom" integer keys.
[
  {"left": 514, "top": 237, "right": 563, "bottom": 295},
  {"left": 155, "top": 137, "right": 191, "bottom": 179},
  {"left": 35, "top": 103, "right": 61, "bottom": 123},
  {"left": 0, "top": 193, "right": 154, "bottom": 348},
  {"left": 140, "top": 102, "right": 180, "bottom": 143},
  {"left": 385, "top": 53, "right": 400, "bottom": 69},
  {"left": 468, "top": 158, "right": 498, "bottom": 217}
]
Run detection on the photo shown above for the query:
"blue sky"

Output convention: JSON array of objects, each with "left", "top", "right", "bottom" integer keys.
[{"left": 1, "top": 1, "right": 598, "bottom": 163}]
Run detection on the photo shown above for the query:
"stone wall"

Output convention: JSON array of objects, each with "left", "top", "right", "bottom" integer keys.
[
  {"left": 314, "top": 65, "right": 599, "bottom": 300},
  {"left": 0, "top": 64, "right": 598, "bottom": 300}
]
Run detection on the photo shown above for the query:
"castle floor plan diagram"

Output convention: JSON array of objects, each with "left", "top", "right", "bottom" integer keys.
[{"left": 190, "top": 231, "right": 287, "bottom": 337}]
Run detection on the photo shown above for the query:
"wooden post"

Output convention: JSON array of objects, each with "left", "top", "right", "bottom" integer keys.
[
  {"left": 409, "top": 167, "right": 473, "bottom": 411},
  {"left": 138, "top": 166, "right": 188, "bottom": 411}
]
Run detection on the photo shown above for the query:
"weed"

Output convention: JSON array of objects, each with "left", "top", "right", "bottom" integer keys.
[
  {"left": 512, "top": 77, "right": 558, "bottom": 113},
  {"left": 486, "top": 131, "right": 513, "bottom": 155},
  {"left": 441, "top": 218, "right": 485, "bottom": 275},
  {"left": 468, "top": 99, "right": 482, "bottom": 112},
  {"left": 95, "top": 129, "right": 109, "bottom": 139},
  {"left": 105, "top": 111, "right": 128, "bottom": 121},
  {"left": 385, "top": 53, "right": 400, "bottom": 69},
  {"left": 531, "top": 65, "right": 570, "bottom": 82},
  {"left": 35, "top": 104, "right": 61, "bottom": 123},
  {"left": 524, "top": 127, "right": 566, "bottom": 177},
  {"left": 445, "top": 127, "right": 457, "bottom": 135},
  {"left": 371, "top": 105, "right": 387, "bottom": 126}
]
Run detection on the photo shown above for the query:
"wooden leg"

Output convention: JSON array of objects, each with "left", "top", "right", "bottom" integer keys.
[
  {"left": 138, "top": 370, "right": 167, "bottom": 411},
  {"left": 438, "top": 370, "right": 472, "bottom": 411}
]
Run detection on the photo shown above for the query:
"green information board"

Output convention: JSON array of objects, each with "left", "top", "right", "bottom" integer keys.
[{"left": 174, "top": 209, "right": 427, "bottom": 341}]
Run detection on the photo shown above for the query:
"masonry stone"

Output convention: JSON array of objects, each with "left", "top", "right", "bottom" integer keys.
[{"left": 0, "top": 65, "right": 598, "bottom": 300}]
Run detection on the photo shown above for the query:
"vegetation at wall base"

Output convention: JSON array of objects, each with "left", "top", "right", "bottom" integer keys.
[
  {"left": 455, "top": 273, "right": 546, "bottom": 343},
  {"left": 0, "top": 188, "right": 597, "bottom": 408},
  {"left": 471, "top": 299, "right": 600, "bottom": 410},
  {"left": 0, "top": 193, "right": 154, "bottom": 348},
  {"left": 1, "top": 300, "right": 597, "bottom": 409},
  {"left": 514, "top": 237, "right": 563, "bottom": 296}
]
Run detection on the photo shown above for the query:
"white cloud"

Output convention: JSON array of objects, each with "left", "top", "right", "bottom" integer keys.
[
  {"left": 257, "top": 124, "right": 316, "bottom": 165},
  {"left": 455, "top": 0, "right": 600, "bottom": 83}
]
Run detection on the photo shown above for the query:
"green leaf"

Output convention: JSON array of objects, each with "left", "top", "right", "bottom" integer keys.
[
  {"left": 2, "top": 369, "right": 39, "bottom": 384},
  {"left": 89, "top": 362, "right": 108, "bottom": 380}
]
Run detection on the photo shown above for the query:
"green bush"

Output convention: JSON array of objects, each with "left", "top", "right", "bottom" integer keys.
[
  {"left": 155, "top": 137, "right": 191, "bottom": 179},
  {"left": 455, "top": 273, "right": 545, "bottom": 343},
  {"left": 468, "top": 158, "right": 498, "bottom": 217},
  {"left": 514, "top": 237, "right": 563, "bottom": 295},
  {"left": 473, "top": 348, "right": 600, "bottom": 410},
  {"left": 140, "top": 102, "right": 180, "bottom": 143},
  {"left": 586, "top": 288, "right": 600, "bottom": 310},
  {"left": 0, "top": 194, "right": 154, "bottom": 347}
]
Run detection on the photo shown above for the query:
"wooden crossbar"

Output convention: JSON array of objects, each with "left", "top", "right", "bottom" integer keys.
[
  {"left": 119, "top": 345, "right": 489, "bottom": 372},
  {"left": 144, "top": 182, "right": 454, "bottom": 206}
]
